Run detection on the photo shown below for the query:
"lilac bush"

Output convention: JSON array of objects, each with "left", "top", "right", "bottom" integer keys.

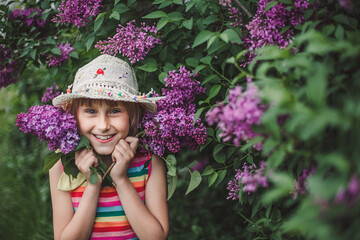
[
  {"left": 227, "top": 161, "right": 268, "bottom": 200},
  {"left": 8, "top": 7, "right": 46, "bottom": 28},
  {"left": 46, "top": 43, "right": 74, "bottom": 67},
  {"left": 292, "top": 167, "right": 315, "bottom": 199},
  {"left": 16, "top": 105, "right": 80, "bottom": 154},
  {"left": 207, "top": 82, "right": 265, "bottom": 149},
  {"left": 0, "top": 45, "right": 19, "bottom": 89},
  {"left": 95, "top": 20, "right": 162, "bottom": 63},
  {"left": 41, "top": 83, "right": 61, "bottom": 103},
  {"left": 53, "top": 0, "right": 103, "bottom": 28},
  {"left": 139, "top": 67, "right": 207, "bottom": 156}
]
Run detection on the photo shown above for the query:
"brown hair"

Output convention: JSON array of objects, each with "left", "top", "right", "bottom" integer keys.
[{"left": 68, "top": 98, "right": 144, "bottom": 136}]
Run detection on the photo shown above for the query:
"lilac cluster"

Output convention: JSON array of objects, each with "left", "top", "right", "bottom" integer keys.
[
  {"left": 227, "top": 161, "right": 268, "bottom": 200},
  {"left": 207, "top": 82, "right": 264, "bottom": 149},
  {"left": 228, "top": 7, "right": 242, "bottom": 28},
  {"left": 239, "top": 0, "right": 310, "bottom": 65},
  {"left": 139, "top": 67, "right": 207, "bottom": 156},
  {"left": 16, "top": 105, "right": 80, "bottom": 154},
  {"left": 47, "top": 43, "right": 75, "bottom": 67},
  {"left": 53, "top": 0, "right": 102, "bottom": 28},
  {"left": 0, "top": 45, "right": 18, "bottom": 89},
  {"left": 292, "top": 166, "right": 315, "bottom": 199},
  {"left": 335, "top": 175, "right": 360, "bottom": 206},
  {"left": 41, "top": 83, "right": 61, "bottom": 103},
  {"left": 8, "top": 7, "right": 46, "bottom": 28},
  {"left": 95, "top": 20, "right": 162, "bottom": 63}
]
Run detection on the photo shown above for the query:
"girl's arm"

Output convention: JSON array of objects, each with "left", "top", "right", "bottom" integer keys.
[
  {"left": 110, "top": 137, "right": 169, "bottom": 240},
  {"left": 49, "top": 149, "right": 102, "bottom": 240},
  {"left": 112, "top": 154, "right": 169, "bottom": 240}
]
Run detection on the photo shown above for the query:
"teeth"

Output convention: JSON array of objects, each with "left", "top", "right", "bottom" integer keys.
[{"left": 95, "top": 135, "right": 113, "bottom": 140}]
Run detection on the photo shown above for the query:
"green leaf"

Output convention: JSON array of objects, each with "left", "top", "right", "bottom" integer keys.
[
  {"left": 43, "top": 152, "right": 63, "bottom": 172},
  {"left": 74, "top": 136, "right": 91, "bottom": 152},
  {"left": 200, "top": 56, "right": 212, "bottom": 65},
  {"left": 208, "top": 85, "right": 221, "bottom": 99},
  {"left": 127, "top": 0, "right": 136, "bottom": 6},
  {"left": 208, "top": 171, "right": 218, "bottom": 187},
  {"left": 202, "top": 165, "right": 214, "bottom": 176},
  {"left": 214, "top": 169, "right": 227, "bottom": 187},
  {"left": 173, "top": 0, "right": 183, "bottom": 5},
  {"left": 45, "top": 37, "right": 56, "bottom": 45},
  {"left": 94, "top": 12, "right": 106, "bottom": 32},
  {"left": 267, "top": 147, "right": 286, "bottom": 168},
  {"left": 113, "top": 3, "right": 130, "bottom": 14},
  {"left": 213, "top": 144, "right": 226, "bottom": 164},
  {"left": 185, "top": 0, "right": 196, "bottom": 12},
  {"left": 115, "top": 0, "right": 121, "bottom": 5},
  {"left": 186, "top": 170, "right": 202, "bottom": 195},
  {"left": 183, "top": 17, "right": 193, "bottom": 29},
  {"left": 193, "top": 107, "right": 206, "bottom": 125},
  {"left": 89, "top": 167, "right": 99, "bottom": 184},
  {"left": 85, "top": 33, "right": 95, "bottom": 52},
  {"left": 143, "top": 10, "right": 168, "bottom": 19},
  {"left": 157, "top": 18, "right": 169, "bottom": 31},
  {"left": 138, "top": 62, "right": 158, "bottom": 72},
  {"left": 265, "top": 1, "right": 279, "bottom": 12},
  {"left": 193, "top": 30, "right": 213, "bottom": 48},
  {"left": 167, "top": 174, "right": 178, "bottom": 200},
  {"left": 51, "top": 47, "right": 61, "bottom": 56},
  {"left": 219, "top": 29, "right": 242, "bottom": 44},
  {"left": 30, "top": 49, "right": 37, "bottom": 60},
  {"left": 109, "top": 11, "right": 120, "bottom": 20},
  {"left": 193, "top": 65, "right": 206, "bottom": 73},
  {"left": 69, "top": 51, "right": 79, "bottom": 59}
]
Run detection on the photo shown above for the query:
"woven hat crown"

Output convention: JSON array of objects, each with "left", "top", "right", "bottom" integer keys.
[{"left": 53, "top": 54, "right": 158, "bottom": 113}]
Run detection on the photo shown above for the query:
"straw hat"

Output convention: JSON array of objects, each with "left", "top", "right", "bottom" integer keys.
[{"left": 53, "top": 54, "right": 161, "bottom": 113}]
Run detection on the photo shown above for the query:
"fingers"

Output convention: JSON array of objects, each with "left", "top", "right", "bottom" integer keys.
[
  {"left": 112, "top": 139, "right": 134, "bottom": 163},
  {"left": 75, "top": 148, "right": 99, "bottom": 173},
  {"left": 124, "top": 136, "right": 139, "bottom": 154}
]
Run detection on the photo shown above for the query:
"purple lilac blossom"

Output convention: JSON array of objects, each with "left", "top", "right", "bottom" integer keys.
[
  {"left": 335, "top": 175, "right": 360, "bottom": 206},
  {"left": 8, "top": 7, "right": 46, "bottom": 28},
  {"left": 206, "top": 82, "right": 264, "bottom": 150},
  {"left": 41, "top": 83, "right": 61, "bottom": 103},
  {"left": 47, "top": 43, "right": 75, "bottom": 67},
  {"left": 228, "top": 7, "right": 243, "bottom": 28},
  {"left": 292, "top": 166, "right": 315, "bottom": 199},
  {"left": 338, "top": 0, "right": 353, "bottom": 12},
  {"left": 52, "top": 0, "right": 102, "bottom": 28},
  {"left": 227, "top": 161, "right": 268, "bottom": 200},
  {"left": 219, "top": 0, "right": 232, "bottom": 7},
  {"left": 0, "top": 45, "right": 19, "bottom": 89},
  {"left": 240, "top": 0, "right": 310, "bottom": 65},
  {"left": 16, "top": 105, "right": 80, "bottom": 154},
  {"left": 139, "top": 67, "right": 207, "bottom": 156},
  {"left": 95, "top": 20, "right": 162, "bottom": 63}
]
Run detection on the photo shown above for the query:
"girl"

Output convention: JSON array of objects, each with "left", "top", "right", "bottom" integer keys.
[{"left": 49, "top": 54, "right": 169, "bottom": 240}]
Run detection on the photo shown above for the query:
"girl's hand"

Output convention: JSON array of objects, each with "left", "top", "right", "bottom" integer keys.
[
  {"left": 75, "top": 148, "right": 102, "bottom": 186},
  {"left": 110, "top": 136, "right": 139, "bottom": 182}
]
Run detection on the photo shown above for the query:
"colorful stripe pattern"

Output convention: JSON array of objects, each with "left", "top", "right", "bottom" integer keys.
[{"left": 70, "top": 153, "right": 151, "bottom": 240}]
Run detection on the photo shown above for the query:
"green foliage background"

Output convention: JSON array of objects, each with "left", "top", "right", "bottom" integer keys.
[{"left": 1, "top": 0, "right": 360, "bottom": 239}]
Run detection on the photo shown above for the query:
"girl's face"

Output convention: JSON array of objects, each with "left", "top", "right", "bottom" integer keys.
[{"left": 77, "top": 101, "right": 130, "bottom": 155}]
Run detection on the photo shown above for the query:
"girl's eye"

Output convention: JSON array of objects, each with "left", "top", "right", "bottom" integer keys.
[
  {"left": 85, "top": 109, "right": 96, "bottom": 114},
  {"left": 110, "top": 108, "right": 122, "bottom": 114}
]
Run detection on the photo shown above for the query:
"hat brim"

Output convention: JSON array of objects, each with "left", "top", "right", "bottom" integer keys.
[{"left": 53, "top": 90, "right": 159, "bottom": 113}]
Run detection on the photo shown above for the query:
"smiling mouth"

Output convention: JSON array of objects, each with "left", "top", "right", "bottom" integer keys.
[{"left": 94, "top": 135, "right": 114, "bottom": 140}]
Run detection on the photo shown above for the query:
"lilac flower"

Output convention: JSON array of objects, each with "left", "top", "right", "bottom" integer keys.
[
  {"left": 227, "top": 161, "right": 268, "bottom": 200},
  {"left": 0, "top": 45, "right": 19, "bottom": 89},
  {"left": 53, "top": 0, "right": 102, "bottom": 28},
  {"left": 207, "top": 82, "right": 265, "bottom": 150},
  {"left": 139, "top": 67, "right": 207, "bottom": 156},
  {"left": 219, "top": 0, "right": 232, "bottom": 7},
  {"left": 338, "top": 0, "right": 353, "bottom": 12},
  {"left": 95, "top": 20, "right": 162, "bottom": 63},
  {"left": 47, "top": 43, "right": 75, "bottom": 67},
  {"left": 41, "top": 83, "right": 61, "bottom": 103},
  {"left": 292, "top": 166, "right": 315, "bottom": 199},
  {"left": 241, "top": 0, "right": 311, "bottom": 65},
  {"left": 8, "top": 7, "right": 46, "bottom": 28},
  {"left": 335, "top": 175, "right": 360, "bottom": 206},
  {"left": 16, "top": 105, "right": 80, "bottom": 154},
  {"left": 228, "top": 7, "right": 242, "bottom": 28}
]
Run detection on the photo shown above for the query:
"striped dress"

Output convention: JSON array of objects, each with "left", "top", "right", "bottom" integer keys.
[{"left": 69, "top": 153, "right": 151, "bottom": 240}]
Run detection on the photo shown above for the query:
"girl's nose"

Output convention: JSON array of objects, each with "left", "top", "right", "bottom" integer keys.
[{"left": 97, "top": 114, "right": 110, "bottom": 131}]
